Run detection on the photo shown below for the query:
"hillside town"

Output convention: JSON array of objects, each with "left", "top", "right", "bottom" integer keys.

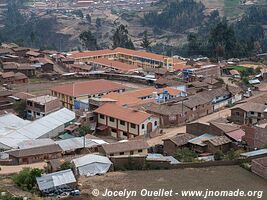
[{"left": 0, "top": 43, "right": 267, "bottom": 199}]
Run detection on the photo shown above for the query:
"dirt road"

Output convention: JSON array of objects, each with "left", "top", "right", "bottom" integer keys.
[{"left": 0, "top": 162, "right": 46, "bottom": 175}]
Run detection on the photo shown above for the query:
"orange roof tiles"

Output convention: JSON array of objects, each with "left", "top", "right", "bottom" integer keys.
[
  {"left": 50, "top": 79, "right": 127, "bottom": 97},
  {"left": 173, "top": 62, "right": 190, "bottom": 71},
  {"left": 125, "top": 87, "right": 182, "bottom": 98},
  {"left": 102, "top": 87, "right": 182, "bottom": 106},
  {"left": 95, "top": 103, "right": 152, "bottom": 124},
  {"left": 69, "top": 49, "right": 115, "bottom": 59},
  {"left": 114, "top": 47, "right": 168, "bottom": 62},
  {"left": 88, "top": 58, "right": 139, "bottom": 72}
]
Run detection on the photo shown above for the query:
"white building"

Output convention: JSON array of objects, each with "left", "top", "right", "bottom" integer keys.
[
  {"left": 95, "top": 103, "right": 159, "bottom": 139},
  {"left": 0, "top": 108, "right": 75, "bottom": 150}
]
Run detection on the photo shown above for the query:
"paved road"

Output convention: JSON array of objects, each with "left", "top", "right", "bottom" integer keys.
[
  {"left": 0, "top": 162, "right": 46, "bottom": 175},
  {"left": 147, "top": 91, "right": 267, "bottom": 146}
]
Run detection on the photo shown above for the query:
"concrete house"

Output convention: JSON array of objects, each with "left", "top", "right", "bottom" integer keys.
[
  {"left": 26, "top": 95, "right": 62, "bottom": 120},
  {"left": 95, "top": 103, "right": 159, "bottom": 139}
]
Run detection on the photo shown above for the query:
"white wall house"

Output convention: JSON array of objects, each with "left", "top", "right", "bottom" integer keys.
[{"left": 95, "top": 103, "right": 159, "bottom": 139}]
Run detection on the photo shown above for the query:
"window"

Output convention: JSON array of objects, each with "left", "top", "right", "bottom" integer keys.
[
  {"left": 130, "top": 151, "right": 134, "bottom": 155},
  {"left": 109, "top": 117, "right": 115, "bottom": 122},
  {"left": 258, "top": 113, "right": 261, "bottom": 117},
  {"left": 123, "top": 132, "right": 128, "bottom": 137},
  {"left": 120, "top": 120, "right": 125, "bottom": 126},
  {"left": 110, "top": 153, "right": 114, "bottom": 156},
  {"left": 100, "top": 114, "right": 104, "bottom": 119},
  {"left": 142, "top": 124, "right": 145, "bottom": 129},
  {"left": 251, "top": 112, "right": 255, "bottom": 115},
  {"left": 138, "top": 149, "right": 143, "bottom": 153},
  {"left": 154, "top": 121, "right": 158, "bottom": 126},
  {"left": 236, "top": 112, "right": 240, "bottom": 116},
  {"left": 130, "top": 123, "right": 136, "bottom": 129},
  {"left": 120, "top": 152, "right": 124, "bottom": 155},
  {"left": 111, "top": 128, "right": 117, "bottom": 132}
]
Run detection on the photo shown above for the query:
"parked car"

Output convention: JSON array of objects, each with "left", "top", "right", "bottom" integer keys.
[{"left": 70, "top": 190, "right": 80, "bottom": 196}]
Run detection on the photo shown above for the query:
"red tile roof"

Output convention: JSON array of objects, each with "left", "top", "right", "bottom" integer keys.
[
  {"left": 50, "top": 79, "right": 127, "bottom": 97},
  {"left": 114, "top": 47, "right": 168, "bottom": 62},
  {"left": 69, "top": 49, "right": 115, "bottom": 59},
  {"left": 95, "top": 103, "right": 152, "bottom": 124},
  {"left": 225, "top": 129, "right": 245, "bottom": 142},
  {"left": 103, "top": 87, "right": 182, "bottom": 106},
  {"left": 88, "top": 58, "right": 139, "bottom": 72}
]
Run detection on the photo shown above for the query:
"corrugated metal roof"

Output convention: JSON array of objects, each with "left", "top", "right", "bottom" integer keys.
[
  {"left": 241, "top": 149, "right": 267, "bottom": 158},
  {"left": 36, "top": 169, "right": 76, "bottom": 191},
  {"left": 188, "top": 133, "right": 215, "bottom": 146},
  {"left": 56, "top": 137, "right": 107, "bottom": 152},
  {"left": 18, "top": 138, "right": 55, "bottom": 149},
  {"left": 146, "top": 154, "right": 180, "bottom": 164},
  {"left": 0, "top": 113, "right": 30, "bottom": 136},
  {"left": 0, "top": 108, "right": 75, "bottom": 149},
  {"left": 72, "top": 154, "right": 112, "bottom": 168}
]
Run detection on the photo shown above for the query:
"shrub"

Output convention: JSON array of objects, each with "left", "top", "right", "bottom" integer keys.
[
  {"left": 12, "top": 168, "right": 42, "bottom": 192},
  {"left": 240, "top": 162, "right": 251, "bottom": 171},
  {"left": 214, "top": 150, "right": 224, "bottom": 161},
  {"left": 225, "top": 149, "right": 243, "bottom": 160},
  {"left": 0, "top": 191, "right": 23, "bottom": 200},
  {"left": 60, "top": 161, "right": 72, "bottom": 170},
  {"left": 175, "top": 148, "right": 197, "bottom": 162}
]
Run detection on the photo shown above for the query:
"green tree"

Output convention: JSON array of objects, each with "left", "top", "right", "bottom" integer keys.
[
  {"left": 112, "top": 24, "right": 135, "bottom": 49},
  {"left": 214, "top": 150, "right": 224, "bottom": 161},
  {"left": 175, "top": 148, "right": 197, "bottom": 162},
  {"left": 141, "top": 30, "right": 151, "bottom": 51},
  {"left": 78, "top": 124, "right": 91, "bottom": 149},
  {"left": 60, "top": 161, "right": 72, "bottom": 170},
  {"left": 225, "top": 149, "right": 243, "bottom": 160},
  {"left": 79, "top": 30, "right": 98, "bottom": 50},
  {"left": 78, "top": 124, "right": 91, "bottom": 137},
  {"left": 14, "top": 100, "right": 26, "bottom": 118},
  {"left": 0, "top": 191, "right": 23, "bottom": 200},
  {"left": 13, "top": 168, "right": 42, "bottom": 192}
]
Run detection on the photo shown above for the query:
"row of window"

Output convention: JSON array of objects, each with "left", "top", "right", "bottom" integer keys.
[
  {"left": 100, "top": 115, "right": 158, "bottom": 129},
  {"left": 109, "top": 149, "right": 143, "bottom": 156}
]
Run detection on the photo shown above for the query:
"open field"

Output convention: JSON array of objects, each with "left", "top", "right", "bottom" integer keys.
[
  {"left": 72, "top": 166, "right": 267, "bottom": 200},
  {"left": 11, "top": 78, "right": 146, "bottom": 96}
]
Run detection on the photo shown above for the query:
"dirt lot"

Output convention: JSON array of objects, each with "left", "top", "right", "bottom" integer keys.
[
  {"left": 74, "top": 166, "right": 267, "bottom": 200},
  {"left": 11, "top": 78, "right": 146, "bottom": 96}
]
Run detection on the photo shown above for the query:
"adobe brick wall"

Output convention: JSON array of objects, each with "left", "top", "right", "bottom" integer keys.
[
  {"left": 163, "top": 140, "right": 177, "bottom": 156},
  {"left": 243, "top": 126, "right": 267, "bottom": 149},
  {"left": 251, "top": 159, "right": 267, "bottom": 179}
]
